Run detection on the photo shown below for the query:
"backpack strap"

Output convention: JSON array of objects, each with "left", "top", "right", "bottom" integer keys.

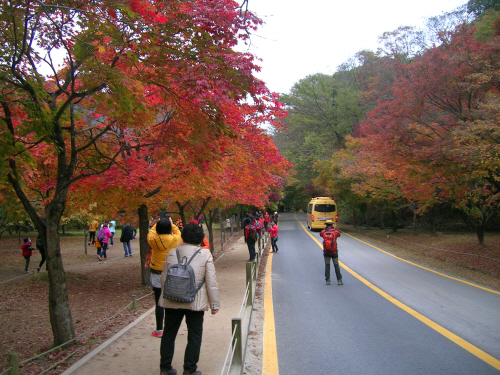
[{"left": 186, "top": 247, "right": 205, "bottom": 290}]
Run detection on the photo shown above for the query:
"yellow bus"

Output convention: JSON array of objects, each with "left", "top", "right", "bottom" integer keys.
[{"left": 306, "top": 197, "right": 338, "bottom": 230}]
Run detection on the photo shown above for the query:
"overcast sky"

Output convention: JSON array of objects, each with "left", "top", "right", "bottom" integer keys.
[{"left": 243, "top": 0, "right": 468, "bottom": 94}]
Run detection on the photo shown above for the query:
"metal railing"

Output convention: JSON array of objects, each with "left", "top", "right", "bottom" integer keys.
[{"left": 220, "top": 233, "right": 269, "bottom": 375}]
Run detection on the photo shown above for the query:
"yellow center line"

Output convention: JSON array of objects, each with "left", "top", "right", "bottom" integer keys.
[
  {"left": 262, "top": 250, "right": 279, "bottom": 374},
  {"left": 295, "top": 213, "right": 500, "bottom": 371}
]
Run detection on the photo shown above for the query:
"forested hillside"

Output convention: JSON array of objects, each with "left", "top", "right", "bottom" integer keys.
[{"left": 274, "top": 1, "right": 500, "bottom": 244}]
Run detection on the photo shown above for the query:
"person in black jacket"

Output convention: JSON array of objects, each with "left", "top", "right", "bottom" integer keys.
[{"left": 120, "top": 223, "right": 135, "bottom": 257}]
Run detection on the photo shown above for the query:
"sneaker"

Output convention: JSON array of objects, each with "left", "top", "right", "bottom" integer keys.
[
  {"left": 124, "top": 255, "right": 128, "bottom": 257},
  {"left": 151, "top": 330, "right": 163, "bottom": 338},
  {"left": 338, "top": 279, "right": 343, "bottom": 285},
  {"left": 104, "top": 258, "right": 107, "bottom": 261},
  {"left": 326, "top": 279, "right": 331, "bottom": 285},
  {"left": 96, "top": 256, "right": 102, "bottom": 261},
  {"left": 183, "top": 372, "right": 201, "bottom": 375},
  {"left": 37, "top": 267, "right": 41, "bottom": 273},
  {"left": 160, "top": 369, "right": 177, "bottom": 375},
  {"left": 24, "top": 270, "right": 29, "bottom": 274}
]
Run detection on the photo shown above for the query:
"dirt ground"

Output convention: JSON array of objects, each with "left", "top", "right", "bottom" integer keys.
[{"left": 0, "top": 229, "right": 243, "bottom": 375}]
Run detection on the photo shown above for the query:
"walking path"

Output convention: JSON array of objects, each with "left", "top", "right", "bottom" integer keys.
[{"left": 61, "top": 236, "right": 251, "bottom": 375}]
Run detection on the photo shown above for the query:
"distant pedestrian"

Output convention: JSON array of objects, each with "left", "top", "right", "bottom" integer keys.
[
  {"left": 21, "top": 237, "right": 35, "bottom": 273},
  {"left": 108, "top": 219, "right": 116, "bottom": 246},
  {"left": 36, "top": 235, "right": 46, "bottom": 272},
  {"left": 226, "top": 218, "right": 231, "bottom": 233},
  {"left": 158, "top": 223, "right": 220, "bottom": 375},
  {"left": 120, "top": 223, "right": 134, "bottom": 257},
  {"left": 319, "top": 220, "right": 342, "bottom": 285},
  {"left": 244, "top": 217, "right": 258, "bottom": 262},
  {"left": 267, "top": 221, "right": 278, "bottom": 253},
  {"left": 97, "top": 221, "right": 112, "bottom": 261},
  {"left": 88, "top": 219, "right": 99, "bottom": 246},
  {"left": 264, "top": 212, "right": 271, "bottom": 230},
  {"left": 148, "top": 217, "right": 182, "bottom": 338}
]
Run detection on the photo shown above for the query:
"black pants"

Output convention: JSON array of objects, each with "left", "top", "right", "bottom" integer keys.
[
  {"left": 246, "top": 240, "right": 256, "bottom": 260},
  {"left": 38, "top": 249, "right": 46, "bottom": 270},
  {"left": 324, "top": 256, "right": 342, "bottom": 281},
  {"left": 89, "top": 231, "right": 96, "bottom": 244},
  {"left": 24, "top": 256, "right": 30, "bottom": 272},
  {"left": 153, "top": 286, "right": 164, "bottom": 331},
  {"left": 160, "top": 309, "right": 204, "bottom": 374}
]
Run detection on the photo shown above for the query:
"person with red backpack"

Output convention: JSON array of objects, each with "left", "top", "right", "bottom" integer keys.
[
  {"left": 244, "top": 217, "right": 258, "bottom": 262},
  {"left": 320, "top": 220, "right": 343, "bottom": 285}
]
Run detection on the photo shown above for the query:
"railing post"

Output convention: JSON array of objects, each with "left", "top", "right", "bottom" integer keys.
[
  {"left": 131, "top": 295, "right": 137, "bottom": 312},
  {"left": 8, "top": 352, "right": 19, "bottom": 375},
  {"left": 246, "top": 262, "right": 253, "bottom": 306},
  {"left": 231, "top": 318, "right": 243, "bottom": 367}
]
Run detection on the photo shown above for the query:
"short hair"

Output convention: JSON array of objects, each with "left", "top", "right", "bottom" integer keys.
[
  {"left": 181, "top": 223, "right": 205, "bottom": 245},
  {"left": 156, "top": 218, "right": 172, "bottom": 235},
  {"left": 23, "top": 237, "right": 30, "bottom": 243}
]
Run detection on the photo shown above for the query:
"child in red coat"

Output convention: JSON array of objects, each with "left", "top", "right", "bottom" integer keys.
[{"left": 21, "top": 237, "right": 35, "bottom": 273}]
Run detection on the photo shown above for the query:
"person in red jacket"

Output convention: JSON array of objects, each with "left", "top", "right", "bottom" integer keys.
[
  {"left": 267, "top": 221, "right": 279, "bottom": 253},
  {"left": 244, "top": 217, "right": 258, "bottom": 261},
  {"left": 319, "top": 220, "right": 342, "bottom": 285},
  {"left": 21, "top": 237, "right": 35, "bottom": 273},
  {"left": 264, "top": 212, "right": 271, "bottom": 230}
]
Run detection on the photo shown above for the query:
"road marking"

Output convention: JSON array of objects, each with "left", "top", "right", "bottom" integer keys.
[
  {"left": 340, "top": 231, "right": 500, "bottom": 296},
  {"left": 295, "top": 214, "right": 500, "bottom": 371},
  {"left": 263, "top": 251, "right": 279, "bottom": 375}
]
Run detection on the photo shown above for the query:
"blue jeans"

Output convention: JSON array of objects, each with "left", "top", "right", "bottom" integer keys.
[
  {"left": 123, "top": 241, "right": 131, "bottom": 256},
  {"left": 271, "top": 237, "right": 278, "bottom": 252},
  {"left": 98, "top": 242, "right": 108, "bottom": 258}
]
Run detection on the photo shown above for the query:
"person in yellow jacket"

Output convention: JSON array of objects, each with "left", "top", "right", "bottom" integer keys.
[
  {"left": 88, "top": 219, "right": 99, "bottom": 246},
  {"left": 148, "top": 217, "right": 182, "bottom": 338}
]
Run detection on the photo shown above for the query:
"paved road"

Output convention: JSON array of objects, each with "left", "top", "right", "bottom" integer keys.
[{"left": 269, "top": 213, "right": 500, "bottom": 375}]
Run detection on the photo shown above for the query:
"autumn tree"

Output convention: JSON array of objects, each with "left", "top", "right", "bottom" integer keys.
[{"left": 0, "top": 0, "right": 273, "bottom": 347}]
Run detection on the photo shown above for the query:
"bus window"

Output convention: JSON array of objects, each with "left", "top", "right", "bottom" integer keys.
[{"left": 314, "top": 204, "right": 336, "bottom": 213}]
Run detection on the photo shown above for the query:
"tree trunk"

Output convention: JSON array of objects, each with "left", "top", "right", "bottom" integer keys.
[
  {"left": 392, "top": 210, "right": 398, "bottom": 232},
  {"left": 45, "top": 202, "right": 75, "bottom": 347},
  {"left": 204, "top": 209, "right": 216, "bottom": 253},
  {"left": 138, "top": 204, "right": 151, "bottom": 286},
  {"left": 352, "top": 208, "right": 356, "bottom": 229},
  {"left": 175, "top": 200, "right": 191, "bottom": 227},
  {"left": 218, "top": 209, "right": 225, "bottom": 244},
  {"left": 237, "top": 205, "right": 242, "bottom": 230},
  {"left": 476, "top": 224, "right": 485, "bottom": 245}
]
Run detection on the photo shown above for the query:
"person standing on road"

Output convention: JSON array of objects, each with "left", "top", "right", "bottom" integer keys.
[
  {"left": 158, "top": 223, "right": 220, "bottom": 375},
  {"left": 120, "top": 223, "right": 135, "bottom": 257},
  {"left": 148, "top": 217, "right": 182, "bottom": 338},
  {"left": 267, "top": 221, "right": 279, "bottom": 253},
  {"left": 244, "top": 217, "right": 258, "bottom": 262},
  {"left": 319, "top": 220, "right": 343, "bottom": 285}
]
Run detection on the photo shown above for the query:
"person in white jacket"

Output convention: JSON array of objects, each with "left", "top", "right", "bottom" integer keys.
[{"left": 158, "top": 223, "right": 220, "bottom": 375}]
